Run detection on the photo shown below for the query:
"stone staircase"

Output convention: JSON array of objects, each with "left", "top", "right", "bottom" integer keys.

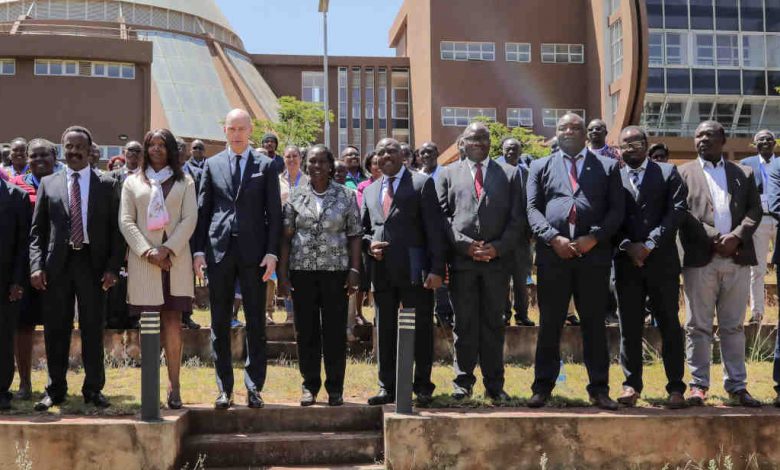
[{"left": 180, "top": 405, "right": 384, "bottom": 469}]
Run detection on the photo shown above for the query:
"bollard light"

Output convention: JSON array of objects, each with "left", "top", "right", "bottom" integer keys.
[
  {"left": 140, "top": 311, "right": 161, "bottom": 422},
  {"left": 395, "top": 308, "right": 416, "bottom": 415}
]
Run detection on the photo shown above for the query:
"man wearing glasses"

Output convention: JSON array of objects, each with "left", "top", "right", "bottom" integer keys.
[
  {"left": 188, "top": 140, "right": 207, "bottom": 170},
  {"left": 612, "top": 126, "right": 688, "bottom": 409}
]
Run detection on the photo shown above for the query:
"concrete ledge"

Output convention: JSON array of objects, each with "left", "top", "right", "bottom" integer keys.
[
  {"left": 384, "top": 407, "right": 780, "bottom": 469},
  {"left": 0, "top": 412, "right": 188, "bottom": 470}
]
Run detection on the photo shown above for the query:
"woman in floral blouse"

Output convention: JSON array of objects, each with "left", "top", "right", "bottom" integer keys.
[{"left": 278, "top": 144, "right": 363, "bottom": 407}]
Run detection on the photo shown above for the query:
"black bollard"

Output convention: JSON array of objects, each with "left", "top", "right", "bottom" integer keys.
[
  {"left": 395, "top": 308, "right": 416, "bottom": 415},
  {"left": 140, "top": 311, "right": 161, "bottom": 422}
]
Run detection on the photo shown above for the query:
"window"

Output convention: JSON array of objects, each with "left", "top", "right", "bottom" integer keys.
[
  {"left": 505, "top": 43, "right": 531, "bottom": 62},
  {"left": 742, "top": 34, "right": 766, "bottom": 68},
  {"left": 768, "top": 35, "right": 780, "bottom": 68},
  {"left": 0, "top": 59, "right": 14, "bottom": 75},
  {"left": 743, "top": 70, "right": 767, "bottom": 95},
  {"left": 715, "top": 34, "right": 739, "bottom": 67},
  {"left": 715, "top": 0, "right": 739, "bottom": 31},
  {"left": 647, "top": 0, "right": 664, "bottom": 28},
  {"left": 92, "top": 62, "right": 135, "bottom": 79},
  {"left": 541, "top": 44, "right": 584, "bottom": 63},
  {"left": 391, "top": 69, "right": 410, "bottom": 131},
  {"left": 507, "top": 108, "right": 533, "bottom": 127},
  {"left": 351, "top": 67, "right": 361, "bottom": 149},
  {"left": 664, "top": 0, "right": 689, "bottom": 29},
  {"left": 302, "top": 71, "right": 325, "bottom": 103},
  {"left": 34, "top": 59, "right": 79, "bottom": 76},
  {"left": 769, "top": 0, "right": 780, "bottom": 32},
  {"left": 641, "top": 100, "right": 664, "bottom": 130},
  {"left": 650, "top": 32, "right": 664, "bottom": 66},
  {"left": 667, "top": 68, "right": 691, "bottom": 93},
  {"left": 609, "top": 0, "right": 621, "bottom": 14},
  {"left": 665, "top": 32, "right": 688, "bottom": 66},
  {"left": 694, "top": 33, "right": 715, "bottom": 66},
  {"left": 741, "top": 0, "right": 764, "bottom": 31},
  {"left": 718, "top": 70, "right": 742, "bottom": 94},
  {"left": 440, "top": 41, "right": 495, "bottom": 61},
  {"left": 690, "top": 0, "right": 714, "bottom": 30},
  {"left": 692, "top": 68, "right": 717, "bottom": 93},
  {"left": 648, "top": 67, "right": 666, "bottom": 93},
  {"left": 441, "top": 107, "right": 497, "bottom": 127},
  {"left": 610, "top": 20, "right": 623, "bottom": 80},
  {"left": 542, "top": 108, "right": 586, "bottom": 127},
  {"left": 365, "top": 68, "right": 375, "bottom": 137},
  {"left": 338, "top": 67, "right": 348, "bottom": 151},
  {"left": 378, "top": 68, "right": 388, "bottom": 137}
]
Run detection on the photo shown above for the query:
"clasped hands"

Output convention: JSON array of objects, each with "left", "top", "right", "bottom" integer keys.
[
  {"left": 145, "top": 246, "right": 173, "bottom": 271},
  {"left": 467, "top": 241, "right": 497, "bottom": 263},
  {"left": 712, "top": 233, "right": 740, "bottom": 258},
  {"left": 551, "top": 234, "right": 598, "bottom": 260}
]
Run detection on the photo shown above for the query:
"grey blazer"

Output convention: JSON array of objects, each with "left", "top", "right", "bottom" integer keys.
[{"left": 436, "top": 158, "right": 526, "bottom": 271}]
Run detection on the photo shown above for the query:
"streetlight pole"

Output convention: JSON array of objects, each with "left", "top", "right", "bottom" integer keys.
[{"left": 319, "top": 0, "right": 331, "bottom": 149}]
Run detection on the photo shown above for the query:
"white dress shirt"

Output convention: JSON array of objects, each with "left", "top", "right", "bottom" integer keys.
[
  {"left": 562, "top": 148, "right": 588, "bottom": 239},
  {"left": 379, "top": 165, "right": 405, "bottom": 207},
  {"left": 698, "top": 156, "right": 731, "bottom": 236},
  {"left": 421, "top": 165, "right": 441, "bottom": 182},
  {"left": 466, "top": 157, "right": 489, "bottom": 184},
  {"left": 228, "top": 145, "right": 251, "bottom": 179},
  {"left": 66, "top": 165, "right": 92, "bottom": 244}
]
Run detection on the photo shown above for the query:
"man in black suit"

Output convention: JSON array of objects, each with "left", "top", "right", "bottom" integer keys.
[
  {"left": 178, "top": 138, "right": 202, "bottom": 330},
  {"left": 436, "top": 122, "right": 526, "bottom": 403},
  {"left": 362, "top": 137, "right": 445, "bottom": 406},
  {"left": 0, "top": 177, "right": 30, "bottom": 410},
  {"left": 526, "top": 113, "right": 624, "bottom": 410},
  {"left": 261, "top": 133, "right": 285, "bottom": 175},
  {"left": 194, "top": 109, "right": 282, "bottom": 409},
  {"left": 613, "top": 126, "right": 688, "bottom": 409},
  {"left": 29, "top": 126, "right": 124, "bottom": 411}
]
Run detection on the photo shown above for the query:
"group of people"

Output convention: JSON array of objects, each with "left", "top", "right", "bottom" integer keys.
[{"left": 0, "top": 106, "right": 778, "bottom": 413}]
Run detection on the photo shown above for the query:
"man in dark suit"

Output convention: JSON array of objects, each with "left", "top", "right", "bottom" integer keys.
[
  {"left": 175, "top": 138, "right": 203, "bottom": 331},
  {"left": 679, "top": 120, "right": 762, "bottom": 407},
  {"left": 0, "top": 177, "right": 30, "bottom": 410},
  {"left": 526, "top": 113, "right": 624, "bottom": 410},
  {"left": 437, "top": 122, "right": 526, "bottom": 403},
  {"left": 188, "top": 140, "right": 207, "bottom": 170},
  {"left": 193, "top": 109, "right": 282, "bottom": 409},
  {"left": 29, "top": 126, "right": 123, "bottom": 411},
  {"left": 739, "top": 130, "right": 777, "bottom": 324},
  {"left": 260, "top": 133, "right": 285, "bottom": 175},
  {"left": 613, "top": 126, "right": 688, "bottom": 409},
  {"left": 362, "top": 137, "right": 445, "bottom": 406}
]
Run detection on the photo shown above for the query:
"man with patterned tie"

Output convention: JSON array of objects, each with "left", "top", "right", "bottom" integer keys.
[
  {"left": 436, "top": 122, "right": 526, "bottom": 403},
  {"left": 526, "top": 113, "right": 624, "bottom": 410},
  {"left": 29, "top": 126, "right": 124, "bottom": 411}
]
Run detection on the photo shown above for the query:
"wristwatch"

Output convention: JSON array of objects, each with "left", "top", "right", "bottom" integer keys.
[{"left": 644, "top": 240, "right": 656, "bottom": 251}]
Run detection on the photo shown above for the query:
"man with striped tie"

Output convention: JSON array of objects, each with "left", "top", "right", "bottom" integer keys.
[{"left": 29, "top": 126, "right": 124, "bottom": 411}]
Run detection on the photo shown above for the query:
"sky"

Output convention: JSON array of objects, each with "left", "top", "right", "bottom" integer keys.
[{"left": 215, "top": 0, "right": 405, "bottom": 57}]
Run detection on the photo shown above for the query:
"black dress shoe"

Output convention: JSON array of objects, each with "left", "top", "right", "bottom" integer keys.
[
  {"left": 300, "top": 388, "right": 316, "bottom": 407},
  {"left": 167, "top": 391, "right": 183, "bottom": 410},
  {"left": 367, "top": 389, "right": 394, "bottom": 405},
  {"left": 589, "top": 393, "right": 619, "bottom": 411},
  {"left": 566, "top": 314, "right": 580, "bottom": 326},
  {"left": 487, "top": 390, "right": 511, "bottom": 404},
  {"left": 182, "top": 317, "right": 201, "bottom": 330},
  {"left": 0, "top": 394, "right": 11, "bottom": 411},
  {"left": 214, "top": 392, "right": 232, "bottom": 409},
  {"left": 328, "top": 394, "right": 344, "bottom": 406},
  {"left": 515, "top": 317, "right": 536, "bottom": 327},
  {"left": 84, "top": 392, "right": 110, "bottom": 408},
  {"left": 35, "top": 394, "right": 63, "bottom": 412},
  {"left": 247, "top": 390, "right": 264, "bottom": 409},
  {"left": 451, "top": 388, "right": 472, "bottom": 401},
  {"left": 15, "top": 387, "right": 32, "bottom": 401},
  {"left": 415, "top": 393, "right": 433, "bottom": 407},
  {"left": 527, "top": 392, "right": 550, "bottom": 408}
]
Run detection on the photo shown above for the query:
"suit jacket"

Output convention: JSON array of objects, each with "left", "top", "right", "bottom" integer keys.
[
  {"left": 0, "top": 179, "right": 31, "bottom": 291},
  {"left": 362, "top": 169, "right": 446, "bottom": 287},
  {"left": 527, "top": 150, "right": 624, "bottom": 267},
  {"left": 436, "top": 158, "right": 526, "bottom": 271},
  {"left": 182, "top": 161, "right": 203, "bottom": 193},
  {"left": 739, "top": 155, "right": 774, "bottom": 196},
  {"left": 762, "top": 157, "right": 780, "bottom": 264},
  {"left": 678, "top": 159, "right": 761, "bottom": 267},
  {"left": 194, "top": 149, "right": 282, "bottom": 265},
  {"left": 614, "top": 160, "right": 688, "bottom": 273},
  {"left": 29, "top": 170, "right": 124, "bottom": 279}
]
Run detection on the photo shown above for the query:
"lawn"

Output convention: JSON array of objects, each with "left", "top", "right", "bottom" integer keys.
[{"left": 5, "top": 360, "right": 780, "bottom": 416}]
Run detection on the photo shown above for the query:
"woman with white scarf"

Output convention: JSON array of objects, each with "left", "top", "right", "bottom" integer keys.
[{"left": 119, "top": 129, "right": 198, "bottom": 409}]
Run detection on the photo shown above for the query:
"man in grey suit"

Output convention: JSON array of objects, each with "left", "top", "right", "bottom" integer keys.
[
  {"left": 526, "top": 113, "right": 624, "bottom": 410},
  {"left": 679, "top": 121, "right": 762, "bottom": 407},
  {"left": 436, "top": 122, "right": 526, "bottom": 403}
]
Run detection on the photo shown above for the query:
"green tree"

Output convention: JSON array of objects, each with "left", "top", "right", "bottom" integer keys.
[
  {"left": 470, "top": 116, "right": 549, "bottom": 158},
  {"left": 253, "top": 96, "right": 334, "bottom": 148}
]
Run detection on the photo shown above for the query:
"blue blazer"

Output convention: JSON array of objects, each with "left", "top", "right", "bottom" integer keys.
[
  {"left": 764, "top": 157, "right": 780, "bottom": 264},
  {"left": 194, "top": 149, "right": 282, "bottom": 265},
  {"left": 526, "top": 150, "right": 624, "bottom": 267},
  {"left": 739, "top": 155, "right": 772, "bottom": 195}
]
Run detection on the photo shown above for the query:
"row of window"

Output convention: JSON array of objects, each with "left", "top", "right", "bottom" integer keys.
[
  {"left": 648, "top": 67, "right": 779, "bottom": 95},
  {"left": 440, "top": 107, "right": 586, "bottom": 128},
  {"left": 647, "top": 0, "right": 780, "bottom": 33},
  {"left": 0, "top": 59, "right": 136, "bottom": 79},
  {"left": 439, "top": 41, "right": 585, "bottom": 64},
  {"left": 650, "top": 30, "right": 780, "bottom": 69}
]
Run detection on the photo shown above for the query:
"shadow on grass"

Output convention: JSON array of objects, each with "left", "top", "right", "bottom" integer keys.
[{"left": 0, "top": 394, "right": 139, "bottom": 417}]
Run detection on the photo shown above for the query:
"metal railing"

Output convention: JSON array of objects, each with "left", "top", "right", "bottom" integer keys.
[
  {"left": 0, "top": 21, "right": 134, "bottom": 40},
  {"left": 643, "top": 122, "right": 780, "bottom": 138}
]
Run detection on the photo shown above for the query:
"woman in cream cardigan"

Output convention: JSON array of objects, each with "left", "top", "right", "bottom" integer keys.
[{"left": 119, "top": 128, "right": 198, "bottom": 409}]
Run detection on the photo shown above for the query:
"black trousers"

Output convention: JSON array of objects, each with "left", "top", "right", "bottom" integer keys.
[
  {"left": 42, "top": 247, "right": 106, "bottom": 400},
  {"left": 615, "top": 257, "right": 685, "bottom": 394},
  {"left": 374, "top": 283, "right": 435, "bottom": 396},
  {"left": 450, "top": 265, "right": 508, "bottom": 395},
  {"left": 532, "top": 261, "right": 610, "bottom": 396},
  {"left": 105, "top": 269, "right": 131, "bottom": 329},
  {"left": 208, "top": 240, "right": 267, "bottom": 394},
  {"left": 290, "top": 270, "right": 348, "bottom": 396},
  {"left": 0, "top": 297, "right": 19, "bottom": 397}
]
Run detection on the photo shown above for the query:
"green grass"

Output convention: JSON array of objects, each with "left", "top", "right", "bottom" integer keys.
[{"left": 5, "top": 359, "right": 779, "bottom": 416}]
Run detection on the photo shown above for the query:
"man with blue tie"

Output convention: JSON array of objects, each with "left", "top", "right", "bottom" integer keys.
[
  {"left": 193, "top": 109, "right": 282, "bottom": 409},
  {"left": 526, "top": 113, "right": 624, "bottom": 410},
  {"left": 739, "top": 130, "right": 777, "bottom": 325},
  {"left": 613, "top": 126, "right": 688, "bottom": 409}
]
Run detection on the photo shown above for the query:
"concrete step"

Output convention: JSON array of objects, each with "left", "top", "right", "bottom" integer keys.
[
  {"left": 205, "top": 465, "right": 384, "bottom": 469},
  {"left": 187, "top": 405, "right": 384, "bottom": 435},
  {"left": 182, "top": 430, "right": 383, "bottom": 468}
]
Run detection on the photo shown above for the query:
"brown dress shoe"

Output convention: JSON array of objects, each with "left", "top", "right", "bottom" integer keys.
[
  {"left": 666, "top": 391, "right": 687, "bottom": 409},
  {"left": 617, "top": 386, "right": 639, "bottom": 407},
  {"left": 589, "top": 393, "right": 619, "bottom": 411},
  {"left": 728, "top": 390, "right": 761, "bottom": 408}
]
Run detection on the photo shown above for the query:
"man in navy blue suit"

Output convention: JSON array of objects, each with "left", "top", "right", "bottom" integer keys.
[
  {"left": 612, "top": 126, "right": 688, "bottom": 409},
  {"left": 526, "top": 113, "right": 624, "bottom": 410},
  {"left": 193, "top": 109, "right": 282, "bottom": 410}
]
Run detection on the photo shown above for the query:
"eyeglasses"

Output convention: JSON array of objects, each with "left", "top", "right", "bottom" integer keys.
[
  {"left": 192, "top": 146, "right": 205, "bottom": 151},
  {"left": 619, "top": 141, "right": 646, "bottom": 151}
]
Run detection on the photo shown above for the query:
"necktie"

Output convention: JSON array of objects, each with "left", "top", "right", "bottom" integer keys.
[
  {"left": 474, "top": 162, "right": 484, "bottom": 199},
  {"left": 382, "top": 176, "right": 396, "bottom": 217},
  {"left": 232, "top": 154, "right": 242, "bottom": 194},
  {"left": 69, "top": 172, "right": 84, "bottom": 247},
  {"left": 630, "top": 169, "right": 642, "bottom": 190},
  {"left": 566, "top": 156, "right": 580, "bottom": 225}
]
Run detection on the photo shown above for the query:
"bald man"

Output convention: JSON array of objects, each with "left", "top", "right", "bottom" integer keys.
[{"left": 193, "top": 109, "right": 282, "bottom": 409}]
